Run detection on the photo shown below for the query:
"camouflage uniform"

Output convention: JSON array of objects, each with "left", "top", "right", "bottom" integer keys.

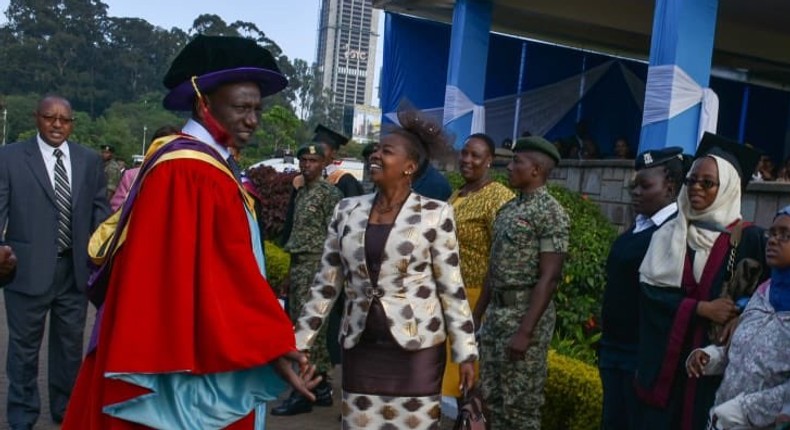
[
  {"left": 104, "top": 159, "right": 124, "bottom": 200},
  {"left": 284, "top": 179, "right": 342, "bottom": 374},
  {"left": 480, "top": 186, "right": 570, "bottom": 430}
]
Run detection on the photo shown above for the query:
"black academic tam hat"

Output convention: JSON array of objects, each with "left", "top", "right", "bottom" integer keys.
[
  {"left": 162, "top": 35, "right": 287, "bottom": 111},
  {"left": 635, "top": 146, "right": 684, "bottom": 171},
  {"left": 312, "top": 124, "right": 349, "bottom": 149},
  {"left": 695, "top": 132, "right": 762, "bottom": 190}
]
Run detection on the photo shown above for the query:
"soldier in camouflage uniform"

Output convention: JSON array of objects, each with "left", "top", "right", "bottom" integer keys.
[
  {"left": 272, "top": 143, "right": 343, "bottom": 416},
  {"left": 474, "top": 136, "right": 570, "bottom": 430},
  {"left": 101, "top": 145, "right": 123, "bottom": 200}
]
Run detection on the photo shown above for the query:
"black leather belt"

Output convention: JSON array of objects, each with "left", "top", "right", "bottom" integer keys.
[
  {"left": 492, "top": 289, "right": 530, "bottom": 307},
  {"left": 290, "top": 253, "right": 321, "bottom": 265},
  {"left": 57, "top": 248, "right": 72, "bottom": 258}
]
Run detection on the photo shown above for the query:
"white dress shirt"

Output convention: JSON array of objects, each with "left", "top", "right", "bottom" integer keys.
[
  {"left": 181, "top": 119, "right": 230, "bottom": 161},
  {"left": 633, "top": 202, "right": 677, "bottom": 233},
  {"left": 37, "top": 134, "right": 72, "bottom": 190}
]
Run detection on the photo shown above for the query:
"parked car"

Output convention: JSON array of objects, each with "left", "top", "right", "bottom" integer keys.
[{"left": 247, "top": 156, "right": 364, "bottom": 180}]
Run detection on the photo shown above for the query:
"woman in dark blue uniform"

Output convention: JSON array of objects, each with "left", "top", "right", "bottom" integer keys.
[{"left": 599, "top": 147, "right": 688, "bottom": 430}]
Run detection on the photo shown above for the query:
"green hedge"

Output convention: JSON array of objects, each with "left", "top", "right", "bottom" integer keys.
[
  {"left": 548, "top": 182, "right": 615, "bottom": 364},
  {"left": 265, "top": 240, "right": 290, "bottom": 289},
  {"left": 542, "top": 350, "right": 602, "bottom": 430}
]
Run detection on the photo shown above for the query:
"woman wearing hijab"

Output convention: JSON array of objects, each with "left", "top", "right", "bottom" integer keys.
[
  {"left": 293, "top": 108, "right": 477, "bottom": 429},
  {"left": 441, "top": 133, "right": 514, "bottom": 400},
  {"left": 686, "top": 205, "right": 790, "bottom": 429},
  {"left": 599, "top": 147, "right": 688, "bottom": 430},
  {"left": 636, "top": 133, "right": 768, "bottom": 430}
]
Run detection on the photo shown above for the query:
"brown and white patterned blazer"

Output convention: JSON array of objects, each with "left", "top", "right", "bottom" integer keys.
[{"left": 294, "top": 192, "right": 479, "bottom": 363}]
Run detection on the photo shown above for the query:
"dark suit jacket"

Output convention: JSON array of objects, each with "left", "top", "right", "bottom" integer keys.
[
  {"left": 412, "top": 164, "right": 452, "bottom": 202},
  {"left": 0, "top": 138, "right": 110, "bottom": 295}
]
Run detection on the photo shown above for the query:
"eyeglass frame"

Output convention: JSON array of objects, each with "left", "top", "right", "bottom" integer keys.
[
  {"left": 764, "top": 228, "right": 790, "bottom": 243},
  {"left": 36, "top": 113, "right": 76, "bottom": 125},
  {"left": 683, "top": 177, "right": 720, "bottom": 190}
]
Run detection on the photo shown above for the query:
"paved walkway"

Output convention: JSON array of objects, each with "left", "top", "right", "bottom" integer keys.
[{"left": 0, "top": 297, "right": 455, "bottom": 429}]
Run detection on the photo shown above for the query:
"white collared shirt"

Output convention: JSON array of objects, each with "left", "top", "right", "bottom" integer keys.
[
  {"left": 633, "top": 202, "right": 677, "bottom": 233},
  {"left": 181, "top": 119, "right": 230, "bottom": 161},
  {"left": 324, "top": 161, "right": 341, "bottom": 177},
  {"left": 37, "top": 134, "right": 72, "bottom": 190}
]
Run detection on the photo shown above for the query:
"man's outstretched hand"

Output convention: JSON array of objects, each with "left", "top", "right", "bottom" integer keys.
[{"left": 273, "top": 350, "right": 322, "bottom": 401}]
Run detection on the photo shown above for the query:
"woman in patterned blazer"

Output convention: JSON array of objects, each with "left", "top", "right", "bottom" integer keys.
[{"left": 294, "top": 109, "right": 478, "bottom": 430}]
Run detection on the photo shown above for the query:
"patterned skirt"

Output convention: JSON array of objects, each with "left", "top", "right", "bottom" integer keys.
[{"left": 341, "top": 300, "right": 445, "bottom": 430}]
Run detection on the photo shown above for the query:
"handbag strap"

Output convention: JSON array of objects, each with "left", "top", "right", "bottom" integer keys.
[{"left": 726, "top": 220, "right": 751, "bottom": 281}]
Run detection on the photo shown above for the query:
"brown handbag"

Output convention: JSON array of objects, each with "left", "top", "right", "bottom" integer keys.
[{"left": 453, "top": 387, "right": 487, "bottom": 430}]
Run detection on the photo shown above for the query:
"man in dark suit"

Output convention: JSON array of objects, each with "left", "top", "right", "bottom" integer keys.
[{"left": 0, "top": 95, "right": 110, "bottom": 430}]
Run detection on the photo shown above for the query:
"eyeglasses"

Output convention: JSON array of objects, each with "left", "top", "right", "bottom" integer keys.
[
  {"left": 37, "top": 113, "right": 75, "bottom": 125},
  {"left": 683, "top": 177, "right": 719, "bottom": 190},
  {"left": 765, "top": 228, "right": 790, "bottom": 243}
]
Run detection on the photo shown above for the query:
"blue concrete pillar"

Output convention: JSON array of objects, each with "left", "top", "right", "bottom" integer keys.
[
  {"left": 638, "top": 0, "right": 719, "bottom": 154},
  {"left": 443, "top": 0, "right": 492, "bottom": 149}
]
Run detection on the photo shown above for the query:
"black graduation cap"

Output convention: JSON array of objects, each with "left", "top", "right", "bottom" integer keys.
[
  {"left": 162, "top": 35, "right": 287, "bottom": 111},
  {"left": 695, "top": 132, "right": 762, "bottom": 190},
  {"left": 100, "top": 145, "right": 114, "bottom": 152},
  {"left": 312, "top": 124, "right": 349, "bottom": 149},
  {"left": 635, "top": 146, "right": 684, "bottom": 171}
]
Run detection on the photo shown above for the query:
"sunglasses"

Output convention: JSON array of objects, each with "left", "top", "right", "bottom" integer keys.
[
  {"left": 683, "top": 177, "right": 719, "bottom": 190},
  {"left": 37, "top": 113, "right": 75, "bottom": 125}
]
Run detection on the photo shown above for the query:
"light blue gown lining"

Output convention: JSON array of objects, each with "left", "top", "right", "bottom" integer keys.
[{"left": 102, "top": 208, "right": 282, "bottom": 429}]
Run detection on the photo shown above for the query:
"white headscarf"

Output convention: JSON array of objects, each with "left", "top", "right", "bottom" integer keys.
[{"left": 640, "top": 155, "right": 742, "bottom": 287}]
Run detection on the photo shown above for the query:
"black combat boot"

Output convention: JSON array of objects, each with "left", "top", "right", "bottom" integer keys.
[
  {"left": 313, "top": 378, "right": 333, "bottom": 407},
  {"left": 270, "top": 391, "right": 313, "bottom": 416}
]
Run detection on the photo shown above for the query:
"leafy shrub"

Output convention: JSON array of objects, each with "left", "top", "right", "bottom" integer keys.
[
  {"left": 548, "top": 183, "right": 614, "bottom": 363},
  {"left": 542, "top": 350, "right": 602, "bottom": 430},
  {"left": 246, "top": 166, "right": 297, "bottom": 241},
  {"left": 446, "top": 171, "right": 616, "bottom": 365},
  {"left": 550, "top": 327, "right": 601, "bottom": 366},
  {"left": 265, "top": 240, "right": 290, "bottom": 290}
]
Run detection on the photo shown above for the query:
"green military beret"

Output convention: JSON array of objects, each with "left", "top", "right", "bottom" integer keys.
[
  {"left": 296, "top": 143, "right": 325, "bottom": 158},
  {"left": 512, "top": 136, "right": 561, "bottom": 164}
]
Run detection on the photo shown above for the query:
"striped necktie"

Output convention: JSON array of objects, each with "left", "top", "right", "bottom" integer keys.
[{"left": 53, "top": 148, "right": 72, "bottom": 251}]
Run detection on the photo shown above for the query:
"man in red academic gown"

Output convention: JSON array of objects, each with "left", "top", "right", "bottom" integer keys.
[{"left": 62, "top": 35, "right": 319, "bottom": 429}]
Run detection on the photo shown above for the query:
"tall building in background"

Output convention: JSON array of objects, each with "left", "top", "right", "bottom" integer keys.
[{"left": 316, "top": 0, "right": 380, "bottom": 138}]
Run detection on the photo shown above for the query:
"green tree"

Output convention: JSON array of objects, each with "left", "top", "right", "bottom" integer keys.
[
  {"left": 251, "top": 105, "right": 302, "bottom": 163},
  {"left": 2, "top": 0, "right": 111, "bottom": 115},
  {"left": 0, "top": 0, "right": 318, "bottom": 157},
  {"left": 190, "top": 14, "right": 236, "bottom": 36},
  {"left": 95, "top": 94, "right": 183, "bottom": 163},
  {"left": 102, "top": 18, "right": 185, "bottom": 102},
  {"left": 0, "top": 93, "right": 38, "bottom": 143}
]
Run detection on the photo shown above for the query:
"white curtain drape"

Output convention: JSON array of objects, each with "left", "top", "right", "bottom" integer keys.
[
  {"left": 641, "top": 64, "right": 719, "bottom": 145},
  {"left": 442, "top": 85, "right": 486, "bottom": 133},
  {"left": 384, "top": 60, "right": 651, "bottom": 142}
]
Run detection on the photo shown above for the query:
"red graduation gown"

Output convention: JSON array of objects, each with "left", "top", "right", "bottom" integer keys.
[{"left": 63, "top": 156, "right": 295, "bottom": 429}]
